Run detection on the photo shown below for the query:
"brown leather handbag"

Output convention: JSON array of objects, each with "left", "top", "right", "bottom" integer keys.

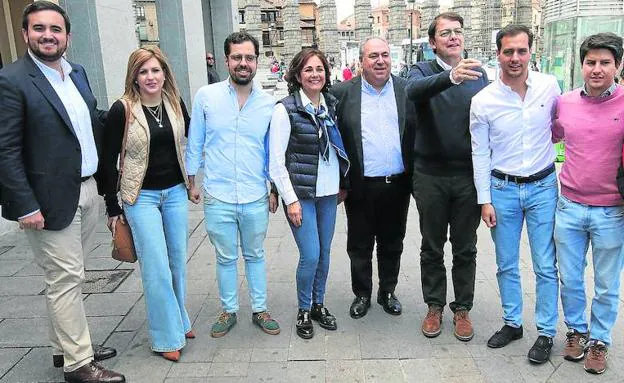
[{"left": 111, "top": 99, "right": 137, "bottom": 263}]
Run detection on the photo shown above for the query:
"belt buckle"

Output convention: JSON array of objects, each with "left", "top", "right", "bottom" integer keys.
[{"left": 385, "top": 175, "right": 391, "bottom": 184}]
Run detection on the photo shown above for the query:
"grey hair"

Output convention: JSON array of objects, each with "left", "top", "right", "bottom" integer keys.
[{"left": 359, "top": 36, "right": 390, "bottom": 61}]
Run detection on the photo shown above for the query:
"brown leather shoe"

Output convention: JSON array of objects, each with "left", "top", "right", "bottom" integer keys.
[
  {"left": 453, "top": 310, "right": 474, "bottom": 341},
  {"left": 584, "top": 340, "right": 607, "bottom": 374},
  {"left": 64, "top": 360, "right": 125, "bottom": 383},
  {"left": 564, "top": 330, "right": 587, "bottom": 361},
  {"left": 422, "top": 305, "right": 443, "bottom": 338}
]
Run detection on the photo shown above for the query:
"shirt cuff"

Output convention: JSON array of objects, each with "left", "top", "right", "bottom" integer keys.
[
  {"left": 18, "top": 210, "right": 40, "bottom": 220},
  {"left": 449, "top": 68, "right": 463, "bottom": 85}
]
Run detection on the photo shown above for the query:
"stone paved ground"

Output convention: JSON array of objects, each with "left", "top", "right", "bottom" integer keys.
[{"left": 1, "top": 191, "right": 624, "bottom": 383}]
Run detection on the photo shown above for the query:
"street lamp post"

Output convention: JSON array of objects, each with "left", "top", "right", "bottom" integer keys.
[{"left": 407, "top": 0, "right": 415, "bottom": 65}]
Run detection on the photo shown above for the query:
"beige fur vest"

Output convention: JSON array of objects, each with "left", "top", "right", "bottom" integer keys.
[{"left": 119, "top": 97, "right": 189, "bottom": 205}]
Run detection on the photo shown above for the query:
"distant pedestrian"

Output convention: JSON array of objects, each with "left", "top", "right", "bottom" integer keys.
[{"left": 206, "top": 52, "right": 220, "bottom": 84}]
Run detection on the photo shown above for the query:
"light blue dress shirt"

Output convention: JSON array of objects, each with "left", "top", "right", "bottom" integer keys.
[
  {"left": 186, "top": 80, "right": 275, "bottom": 204},
  {"left": 360, "top": 76, "right": 404, "bottom": 177}
]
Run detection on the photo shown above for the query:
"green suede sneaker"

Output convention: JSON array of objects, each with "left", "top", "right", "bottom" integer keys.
[
  {"left": 252, "top": 311, "right": 280, "bottom": 335},
  {"left": 211, "top": 312, "right": 237, "bottom": 338}
]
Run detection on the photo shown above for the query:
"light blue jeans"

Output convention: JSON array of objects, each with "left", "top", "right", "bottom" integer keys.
[
  {"left": 287, "top": 195, "right": 338, "bottom": 310},
  {"left": 124, "top": 183, "right": 191, "bottom": 352},
  {"left": 554, "top": 195, "right": 624, "bottom": 345},
  {"left": 490, "top": 172, "right": 559, "bottom": 337},
  {"left": 204, "top": 194, "right": 269, "bottom": 313}
]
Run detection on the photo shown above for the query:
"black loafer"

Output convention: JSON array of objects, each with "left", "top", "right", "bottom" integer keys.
[
  {"left": 528, "top": 335, "right": 553, "bottom": 364},
  {"left": 53, "top": 345, "right": 118, "bottom": 367},
  {"left": 487, "top": 325, "right": 523, "bottom": 348},
  {"left": 377, "top": 291, "right": 402, "bottom": 315},
  {"left": 311, "top": 303, "right": 337, "bottom": 330},
  {"left": 296, "top": 309, "right": 314, "bottom": 339},
  {"left": 349, "top": 296, "right": 371, "bottom": 319}
]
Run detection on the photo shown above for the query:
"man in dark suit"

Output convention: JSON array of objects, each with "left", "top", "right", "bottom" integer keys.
[
  {"left": 0, "top": 2, "right": 124, "bottom": 382},
  {"left": 330, "top": 37, "right": 414, "bottom": 319}
]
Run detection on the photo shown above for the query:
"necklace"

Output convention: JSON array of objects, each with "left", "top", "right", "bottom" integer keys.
[{"left": 145, "top": 102, "right": 163, "bottom": 128}]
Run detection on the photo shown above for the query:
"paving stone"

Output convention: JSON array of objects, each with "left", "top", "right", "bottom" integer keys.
[
  {"left": 326, "top": 359, "right": 365, "bottom": 382},
  {"left": 0, "top": 295, "right": 47, "bottom": 318},
  {"left": 168, "top": 362, "right": 212, "bottom": 377},
  {"left": 326, "top": 333, "right": 361, "bottom": 360},
  {"left": 0, "top": 260, "right": 28, "bottom": 276},
  {"left": 362, "top": 359, "right": 403, "bottom": 382},
  {"left": 213, "top": 348, "right": 252, "bottom": 363},
  {"left": 247, "top": 361, "right": 288, "bottom": 382},
  {"left": 112, "top": 355, "right": 172, "bottom": 383},
  {"left": 285, "top": 360, "right": 325, "bottom": 381},
  {"left": 0, "top": 347, "right": 63, "bottom": 383},
  {"left": 401, "top": 358, "right": 443, "bottom": 382},
  {"left": 250, "top": 347, "right": 288, "bottom": 362},
  {"left": 0, "top": 276, "right": 45, "bottom": 296},
  {"left": 208, "top": 362, "right": 249, "bottom": 377},
  {"left": 84, "top": 292, "right": 142, "bottom": 316},
  {"left": 0, "top": 348, "right": 29, "bottom": 378},
  {"left": 0, "top": 318, "right": 48, "bottom": 347}
]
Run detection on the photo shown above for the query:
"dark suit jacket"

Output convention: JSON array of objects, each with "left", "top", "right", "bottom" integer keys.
[
  {"left": 0, "top": 53, "right": 106, "bottom": 230},
  {"left": 329, "top": 75, "right": 415, "bottom": 200}
]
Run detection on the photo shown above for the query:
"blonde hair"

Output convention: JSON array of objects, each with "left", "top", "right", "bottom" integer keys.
[{"left": 122, "top": 46, "right": 183, "bottom": 119}]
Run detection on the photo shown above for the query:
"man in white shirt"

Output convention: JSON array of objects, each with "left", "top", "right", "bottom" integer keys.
[{"left": 470, "top": 24, "right": 561, "bottom": 364}]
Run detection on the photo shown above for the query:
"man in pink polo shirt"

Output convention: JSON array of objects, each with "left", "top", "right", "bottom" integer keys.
[{"left": 552, "top": 32, "right": 624, "bottom": 375}]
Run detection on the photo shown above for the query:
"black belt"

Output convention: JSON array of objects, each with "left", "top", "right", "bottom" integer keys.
[
  {"left": 364, "top": 173, "right": 405, "bottom": 184},
  {"left": 491, "top": 164, "right": 555, "bottom": 184},
  {"left": 81, "top": 176, "right": 92, "bottom": 182}
]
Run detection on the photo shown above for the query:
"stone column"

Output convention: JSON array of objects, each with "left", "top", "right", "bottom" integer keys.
[
  {"left": 243, "top": 0, "right": 263, "bottom": 58},
  {"left": 354, "top": 0, "right": 372, "bottom": 42},
  {"left": 516, "top": 0, "right": 532, "bottom": 26},
  {"left": 318, "top": 0, "right": 340, "bottom": 67},
  {"left": 452, "top": 0, "right": 473, "bottom": 57},
  {"left": 282, "top": 0, "right": 300, "bottom": 65},
  {"left": 202, "top": 0, "right": 238, "bottom": 80},
  {"left": 418, "top": 0, "right": 439, "bottom": 39},
  {"left": 60, "top": 0, "right": 137, "bottom": 107},
  {"left": 155, "top": 0, "right": 207, "bottom": 105},
  {"left": 388, "top": 0, "right": 405, "bottom": 46}
]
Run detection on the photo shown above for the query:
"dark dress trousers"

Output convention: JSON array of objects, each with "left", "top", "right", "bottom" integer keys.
[
  {"left": 0, "top": 53, "right": 106, "bottom": 231},
  {"left": 329, "top": 75, "right": 415, "bottom": 297}
]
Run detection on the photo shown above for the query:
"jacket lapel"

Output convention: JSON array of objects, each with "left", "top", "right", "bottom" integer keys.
[
  {"left": 392, "top": 75, "right": 407, "bottom": 140},
  {"left": 25, "top": 54, "right": 77, "bottom": 138},
  {"left": 346, "top": 77, "right": 364, "bottom": 173}
]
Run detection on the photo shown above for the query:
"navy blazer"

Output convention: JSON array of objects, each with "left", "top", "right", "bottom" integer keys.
[{"left": 0, "top": 53, "right": 106, "bottom": 230}]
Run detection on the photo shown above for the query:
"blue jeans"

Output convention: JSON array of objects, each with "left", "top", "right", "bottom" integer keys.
[
  {"left": 490, "top": 172, "right": 559, "bottom": 337},
  {"left": 204, "top": 194, "right": 269, "bottom": 313},
  {"left": 286, "top": 195, "right": 338, "bottom": 310},
  {"left": 554, "top": 195, "right": 624, "bottom": 345},
  {"left": 124, "top": 183, "right": 191, "bottom": 352}
]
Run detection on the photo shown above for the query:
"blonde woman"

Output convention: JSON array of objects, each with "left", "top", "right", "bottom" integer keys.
[{"left": 101, "top": 46, "right": 193, "bottom": 361}]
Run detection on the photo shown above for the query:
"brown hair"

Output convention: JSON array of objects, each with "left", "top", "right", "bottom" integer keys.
[
  {"left": 284, "top": 48, "right": 331, "bottom": 95},
  {"left": 122, "top": 46, "right": 182, "bottom": 119}
]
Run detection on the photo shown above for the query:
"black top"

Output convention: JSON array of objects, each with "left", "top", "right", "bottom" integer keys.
[
  {"left": 102, "top": 98, "right": 190, "bottom": 216},
  {"left": 407, "top": 60, "right": 489, "bottom": 176}
]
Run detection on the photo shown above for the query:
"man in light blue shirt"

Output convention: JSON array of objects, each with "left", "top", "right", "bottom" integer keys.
[{"left": 186, "top": 32, "right": 280, "bottom": 338}]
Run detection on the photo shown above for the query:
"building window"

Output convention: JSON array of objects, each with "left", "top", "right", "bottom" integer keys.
[
  {"left": 239, "top": 10, "right": 245, "bottom": 24},
  {"left": 261, "top": 12, "right": 267, "bottom": 22},
  {"left": 134, "top": 5, "right": 145, "bottom": 21},
  {"left": 262, "top": 31, "right": 271, "bottom": 46},
  {"left": 377, "top": 16, "right": 380, "bottom": 23}
]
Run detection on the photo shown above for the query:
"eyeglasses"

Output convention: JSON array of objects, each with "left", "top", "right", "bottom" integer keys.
[
  {"left": 229, "top": 54, "right": 257, "bottom": 63},
  {"left": 438, "top": 28, "right": 464, "bottom": 38},
  {"left": 206, "top": 56, "right": 214, "bottom": 60}
]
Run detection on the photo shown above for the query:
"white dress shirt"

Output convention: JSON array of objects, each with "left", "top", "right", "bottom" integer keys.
[
  {"left": 470, "top": 70, "right": 561, "bottom": 204},
  {"left": 29, "top": 50, "right": 98, "bottom": 178},
  {"left": 436, "top": 55, "right": 462, "bottom": 85},
  {"left": 269, "top": 90, "right": 339, "bottom": 205}
]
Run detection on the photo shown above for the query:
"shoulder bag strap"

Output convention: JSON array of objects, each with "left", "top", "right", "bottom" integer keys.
[{"left": 116, "top": 99, "right": 132, "bottom": 192}]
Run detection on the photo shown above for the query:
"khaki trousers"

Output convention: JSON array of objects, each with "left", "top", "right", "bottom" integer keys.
[{"left": 25, "top": 177, "right": 98, "bottom": 371}]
